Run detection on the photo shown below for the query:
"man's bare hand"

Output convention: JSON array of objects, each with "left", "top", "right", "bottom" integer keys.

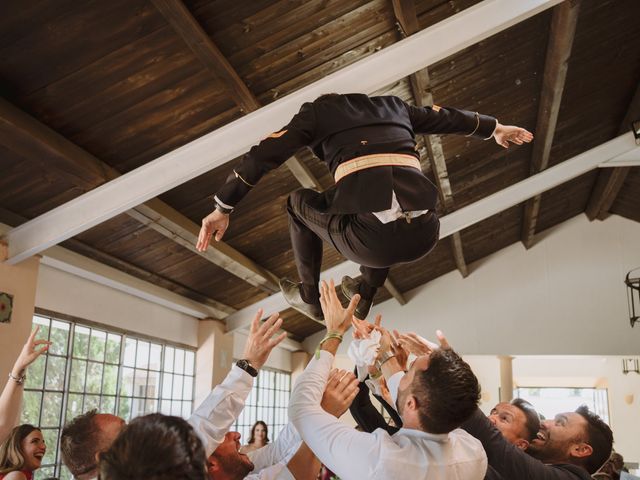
[
  {"left": 395, "top": 329, "right": 451, "bottom": 357},
  {"left": 196, "top": 209, "right": 230, "bottom": 251},
  {"left": 13, "top": 326, "right": 51, "bottom": 376},
  {"left": 493, "top": 124, "right": 533, "bottom": 149},
  {"left": 319, "top": 280, "right": 359, "bottom": 335},
  {"left": 351, "top": 314, "right": 381, "bottom": 340},
  {"left": 321, "top": 369, "right": 359, "bottom": 418},
  {"left": 242, "top": 309, "right": 287, "bottom": 370}
]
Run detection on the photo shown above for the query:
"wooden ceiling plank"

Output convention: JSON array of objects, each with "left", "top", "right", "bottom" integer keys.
[
  {"left": 151, "top": 0, "right": 321, "bottom": 191},
  {"left": 0, "top": 97, "right": 279, "bottom": 292},
  {"left": 521, "top": 0, "right": 580, "bottom": 248},
  {"left": 392, "top": 0, "right": 469, "bottom": 277},
  {"left": 384, "top": 277, "right": 407, "bottom": 306},
  {"left": 3, "top": 0, "right": 566, "bottom": 264},
  {"left": 586, "top": 80, "right": 640, "bottom": 220}
]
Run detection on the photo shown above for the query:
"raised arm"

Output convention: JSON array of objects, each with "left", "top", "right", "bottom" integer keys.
[
  {"left": 0, "top": 326, "right": 50, "bottom": 444},
  {"left": 196, "top": 102, "right": 315, "bottom": 250},
  {"left": 189, "top": 310, "right": 286, "bottom": 456}
]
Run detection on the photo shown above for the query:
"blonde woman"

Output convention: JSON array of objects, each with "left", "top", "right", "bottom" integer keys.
[{"left": 0, "top": 425, "right": 46, "bottom": 480}]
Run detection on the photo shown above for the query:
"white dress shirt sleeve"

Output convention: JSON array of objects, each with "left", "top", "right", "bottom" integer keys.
[
  {"left": 386, "top": 371, "right": 405, "bottom": 409},
  {"left": 288, "top": 350, "right": 385, "bottom": 478},
  {"left": 187, "top": 365, "right": 254, "bottom": 457},
  {"left": 248, "top": 422, "right": 301, "bottom": 472}
]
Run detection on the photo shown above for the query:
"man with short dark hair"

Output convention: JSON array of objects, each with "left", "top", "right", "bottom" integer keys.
[
  {"left": 288, "top": 281, "right": 487, "bottom": 479},
  {"left": 488, "top": 398, "right": 540, "bottom": 450}
]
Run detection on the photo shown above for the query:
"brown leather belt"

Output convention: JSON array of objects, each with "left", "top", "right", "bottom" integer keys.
[{"left": 334, "top": 154, "right": 421, "bottom": 183}]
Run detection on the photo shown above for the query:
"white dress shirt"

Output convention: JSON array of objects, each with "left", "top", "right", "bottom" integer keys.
[
  {"left": 288, "top": 350, "right": 488, "bottom": 480},
  {"left": 187, "top": 365, "right": 300, "bottom": 480}
]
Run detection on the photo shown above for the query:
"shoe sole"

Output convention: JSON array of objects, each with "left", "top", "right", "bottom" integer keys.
[
  {"left": 279, "top": 279, "right": 324, "bottom": 323},
  {"left": 341, "top": 280, "right": 368, "bottom": 320}
]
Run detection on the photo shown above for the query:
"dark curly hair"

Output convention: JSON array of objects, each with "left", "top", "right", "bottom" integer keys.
[
  {"left": 98, "top": 414, "right": 206, "bottom": 480},
  {"left": 412, "top": 348, "right": 481, "bottom": 434}
]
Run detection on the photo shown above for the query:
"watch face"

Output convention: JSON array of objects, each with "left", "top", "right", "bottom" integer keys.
[{"left": 0, "top": 292, "right": 13, "bottom": 323}]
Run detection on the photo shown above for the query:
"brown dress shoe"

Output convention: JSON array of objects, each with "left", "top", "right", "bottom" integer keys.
[
  {"left": 279, "top": 278, "right": 324, "bottom": 322},
  {"left": 340, "top": 276, "right": 373, "bottom": 320}
]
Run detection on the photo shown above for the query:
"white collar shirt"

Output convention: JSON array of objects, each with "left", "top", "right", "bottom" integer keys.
[{"left": 288, "top": 350, "right": 487, "bottom": 480}]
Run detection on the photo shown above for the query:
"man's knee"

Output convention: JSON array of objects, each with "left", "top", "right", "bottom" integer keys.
[{"left": 287, "top": 189, "right": 316, "bottom": 217}]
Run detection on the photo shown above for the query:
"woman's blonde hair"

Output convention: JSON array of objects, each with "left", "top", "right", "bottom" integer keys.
[{"left": 0, "top": 424, "right": 40, "bottom": 474}]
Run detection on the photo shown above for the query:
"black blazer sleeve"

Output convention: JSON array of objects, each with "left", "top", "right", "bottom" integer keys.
[
  {"left": 214, "top": 101, "right": 316, "bottom": 208},
  {"left": 462, "top": 409, "right": 591, "bottom": 480},
  {"left": 406, "top": 103, "right": 497, "bottom": 139}
]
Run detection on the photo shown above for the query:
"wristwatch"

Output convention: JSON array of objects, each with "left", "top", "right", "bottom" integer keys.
[{"left": 236, "top": 359, "right": 258, "bottom": 377}]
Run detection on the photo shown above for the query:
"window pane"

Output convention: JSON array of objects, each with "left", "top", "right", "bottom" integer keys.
[
  {"left": 89, "top": 330, "right": 106, "bottom": 362},
  {"left": 136, "top": 341, "right": 150, "bottom": 369},
  {"left": 162, "top": 374, "right": 173, "bottom": 400},
  {"left": 172, "top": 375, "right": 184, "bottom": 400},
  {"left": 149, "top": 344, "right": 162, "bottom": 371},
  {"left": 21, "top": 390, "right": 42, "bottom": 425},
  {"left": 147, "top": 370, "right": 160, "bottom": 399},
  {"left": 132, "top": 397, "right": 146, "bottom": 418},
  {"left": 145, "top": 399, "right": 157, "bottom": 415},
  {"left": 182, "top": 400, "right": 192, "bottom": 418},
  {"left": 118, "top": 397, "right": 132, "bottom": 420},
  {"left": 183, "top": 376, "right": 193, "bottom": 401},
  {"left": 69, "top": 360, "right": 87, "bottom": 392},
  {"left": 66, "top": 393, "right": 83, "bottom": 420},
  {"left": 49, "top": 320, "right": 70, "bottom": 356},
  {"left": 164, "top": 347, "right": 174, "bottom": 373},
  {"left": 133, "top": 370, "right": 149, "bottom": 398},
  {"left": 171, "top": 401, "right": 181, "bottom": 416},
  {"left": 123, "top": 338, "right": 137, "bottom": 367},
  {"left": 73, "top": 326, "right": 90, "bottom": 359},
  {"left": 25, "top": 355, "right": 45, "bottom": 389},
  {"left": 85, "top": 395, "right": 100, "bottom": 412},
  {"left": 105, "top": 333, "right": 122, "bottom": 364},
  {"left": 39, "top": 465, "right": 56, "bottom": 480},
  {"left": 185, "top": 351, "right": 195, "bottom": 376},
  {"left": 101, "top": 396, "right": 116, "bottom": 414},
  {"left": 161, "top": 399, "right": 171, "bottom": 415},
  {"left": 40, "top": 429, "right": 58, "bottom": 467},
  {"left": 86, "top": 362, "right": 104, "bottom": 394},
  {"left": 120, "top": 367, "right": 134, "bottom": 397},
  {"left": 44, "top": 356, "right": 66, "bottom": 390},
  {"left": 41, "top": 392, "right": 62, "bottom": 427},
  {"left": 33, "top": 316, "right": 50, "bottom": 341},
  {"left": 174, "top": 349, "right": 185, "bottom": 375},
  {"left": 103, "top": 365, "right": 118, "bottom": 395}
]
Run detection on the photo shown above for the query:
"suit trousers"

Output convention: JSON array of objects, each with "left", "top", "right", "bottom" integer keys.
[{"left": 286, "top": 188, "right": 440, "bottom": 302}]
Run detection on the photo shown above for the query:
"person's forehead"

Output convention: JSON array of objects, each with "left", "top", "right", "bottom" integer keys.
[{"left": 562, "top": 412, "right": 587, "bottom": 427}]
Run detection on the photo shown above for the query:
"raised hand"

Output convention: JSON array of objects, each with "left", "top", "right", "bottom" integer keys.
[
  {"left": 242, "top": 309, "right": 287, "bottom": 370},
  {"left": 319, "top": 279, "right": 359, "bottom": 335},
  {"left": 493, "top": 124, "right": 534, "bottom": 149},
  {"left": 196, "top": 209, "right": 230, "bottom": 251},
  {"left": 351, "top": 314, "right": 381, "bottom": 339},
  {"left": 13, "top": 326, "right": 51, "bottom": 376},
  {"left": 395, "top": 329, "right": 451, "bottom": 357},
  {"left": 321, "top": 369, "right": 359, "bottom": 418}
]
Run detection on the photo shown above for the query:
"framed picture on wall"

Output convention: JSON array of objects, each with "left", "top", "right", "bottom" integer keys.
[{"left": 0, "top": 291, "right": 13, "bottom": 323}]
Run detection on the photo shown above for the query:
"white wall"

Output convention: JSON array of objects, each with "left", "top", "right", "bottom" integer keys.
[
  {"left": 305, "top": 214, "right": 640, "bottom": 356},
  {"left": 35, "top": 263, "right": 200, "bottom": 346}
]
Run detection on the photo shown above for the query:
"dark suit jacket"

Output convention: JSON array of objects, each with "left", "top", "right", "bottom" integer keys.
[
  {"left": 462, "top": 409, "right": 592, "bottom": 480},
  {"left": 348, "top": 373, "right": 402, "bottom": 435},
  {"left": 215, "top": 93, "right": 497, "bottom": 213}
]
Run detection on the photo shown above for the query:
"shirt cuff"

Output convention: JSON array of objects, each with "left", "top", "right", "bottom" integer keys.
[
  {"left": 214, "top": 195, "right": 234, "bottom": 213},
  {"left": 229, "top": 364, "right": 255, "bottom": 386},
  {"left": 387, "top": 371, "right": 405, "bottom": 409},
  {"left": 484, "top": 118, "right": 499, "bottom": 140}
]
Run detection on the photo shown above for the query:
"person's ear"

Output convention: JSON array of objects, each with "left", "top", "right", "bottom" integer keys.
[
  {"left": 570, "top": 442, "right": 593, "bottom": 459},
  {"left": 514, "top": 439, "right": 529, "bottom": 451},
  {"left": 208, "top": 457, "right": 222, "bottom": 476}
]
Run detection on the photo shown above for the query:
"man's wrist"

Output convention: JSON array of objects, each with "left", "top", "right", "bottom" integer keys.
[
  {"left": 319, "top": 337, "right": 342, "bottom": 355},
  {"left": 381, "top": 357, "right": 403, "bottom": 379}
]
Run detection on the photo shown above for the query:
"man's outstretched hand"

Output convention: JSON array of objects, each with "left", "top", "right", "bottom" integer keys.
[
  {"left": 493, "top": 124, "right": 534, "bottom": 149},
  {"left": 242, "top": 309, "right": 287, "bottom": 370},
  {"left": 321, "top": 369, "right": 359, "bottom": 418},
  {"left": 196, "top": 209, "right": 230, "bottom": 252}
]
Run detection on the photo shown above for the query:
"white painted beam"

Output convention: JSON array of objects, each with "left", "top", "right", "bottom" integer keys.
[
  {"left": 598, "top": 148, "right": 640, "bottom": 168},
  {"left": 3, "top": 0, "right": 562, "bottom": 264},
  {"left": 225, "top": 132, "right": 639, "bottom": 333}
]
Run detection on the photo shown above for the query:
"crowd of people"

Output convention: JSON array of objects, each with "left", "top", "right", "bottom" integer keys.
[
  {"left": 0, "top": 281, "right": 625, "bottom": 479},
  {"left": 0, "top": 93, "right": 630, "bottom": 479}
]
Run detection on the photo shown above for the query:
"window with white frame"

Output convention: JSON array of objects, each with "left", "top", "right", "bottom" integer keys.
[
  {"left": 20, "top": 313, "right": 196, "bottom": 480},
  {"left": 232, "top": 367, "right": 291, "bottom": 444},
  {"left": 513, "top": 387, "right": 610, "bottom": 423}
]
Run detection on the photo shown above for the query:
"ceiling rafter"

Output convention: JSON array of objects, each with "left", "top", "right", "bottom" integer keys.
[
  {"left": 392, "top": 0, "right": 469, "bottom": 277},
  {"left": 585, "top": 80, "right": 640, "bottom": 220},
  {"left": 521, "top": 0, "right": 580, "bottom": 248},
  {"left": 151, "top": 0, "right": 322, "bottom": 191},
  {"left": 0, "top": 96, "right": 279, "bottom": 294}
]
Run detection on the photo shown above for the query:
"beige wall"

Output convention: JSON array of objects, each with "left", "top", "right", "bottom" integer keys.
[{"left": 0, "top": 256, "right": 40, "bottom": 377}]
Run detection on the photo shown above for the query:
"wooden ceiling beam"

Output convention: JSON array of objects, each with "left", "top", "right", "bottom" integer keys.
[
  {"left": 0, "top": 97, "right": 280, "bottom": 292},
  {"left": 521, "top": 0, "right": 580, "bottom": 249},
  {"left": 151, "top": 0, "right": 321, "bottom": 191},
  {"left": 392, "top": 0, "right": 469, "bottom": 278},
  {"left": 384, "top": 277, "right": 407, "bottom": 306},
  {"left": 586, "top": 80, "right": 640, "bottom": 221}
]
